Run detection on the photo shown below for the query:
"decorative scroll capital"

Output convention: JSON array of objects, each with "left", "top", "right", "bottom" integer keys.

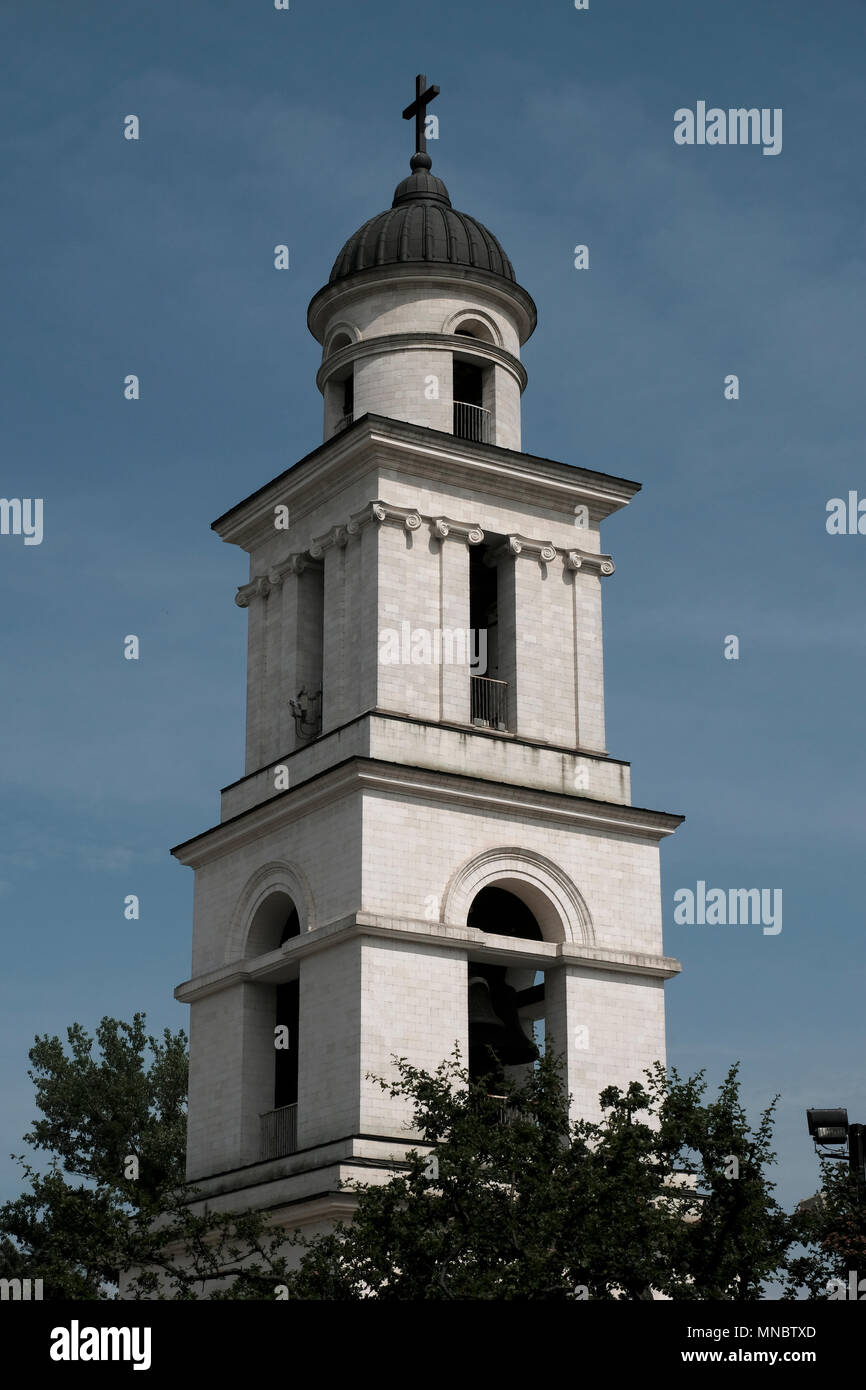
[
  {"left": 431, "top": 516, "right": 485, "bottom": 546},
  {"left": 494, "top": 534, "right": 557, "bottom": 566},
  {"left": 234, "top": 575, "right": 272, "bottom": 607},
  {"left": 561, "top": 547, "right": 615, "bottom": 576},
  {"left": 347, "top": 501, "right": 420, "bottom": 535},
  {"left": 487, "top": 537, "right": 615, "bottom": 574},
  {"left": 310, "top": 523, "right": 350, "bottom": 557}
]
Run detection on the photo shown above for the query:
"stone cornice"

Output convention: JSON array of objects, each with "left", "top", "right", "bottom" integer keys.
[
  {"left": 171, "top": 755, "right": 683, "bottom": 870},
  {"left": 488, "top": 534, "right": 613, "bottom": 574},
  {"left": 211, "top": 416, "right": 641, "bottom": 553},
  {"left": 310, "top": 501, "right": 423, "bottom": 557},
  {"left": 241, "top": 504, "right": 613, "bottom": 592},
  {"left": 235, "top": 552, "right": 320, "bottom": 605},
  {"left": 175, "top": 911, "right": 681, "bottom": 1004},
  {"left": 316, "top": 332, "right": 528, "bottom": 394},
  {"left": 307, "top": 263, "right": 538, "bottom": 346}
]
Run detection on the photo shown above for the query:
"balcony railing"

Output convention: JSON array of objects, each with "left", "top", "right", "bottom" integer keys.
[
  {"left": 453, "top": 400, "right": 491, "bottom": 444},
  {"left": 260, "top": 1103, "right": 298, "bottom": 1161},
  {"left": 333, "top": 412, "right": 354, "bottom": 434},
  {"left": 486, "top": 1095, "right": 537, "bottom": 1126},
  {"left": 471, "top": 675, "right": 508, "bottom": 730}
]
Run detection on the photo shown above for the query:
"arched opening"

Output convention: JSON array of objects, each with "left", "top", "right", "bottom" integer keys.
[
  {"left": 247, "top": 891, "right": 298, "bottom": 956},
  {"left": 467, "top": 887, "right": 544, "bottom": 1085},
  {"left": 469, "top": 542, "right": 506, "bottom": 728},
  {"left": 326, "top": 365, "right": 354, "bottom": 434},
  {"left": 468, "top": 885, "right": 542, "bottom": 940},
  {"left": 274, "top": 903, "right": 301, "bottom": 1110},
  {"left": 453, "top": 317, "right": 496, "bottom": 344},
  {"left": 327, "top": 330, "right": 353, "bottom": 356},
  {"left": 453, "top": 354, "right": 490, "bottom": 443}
]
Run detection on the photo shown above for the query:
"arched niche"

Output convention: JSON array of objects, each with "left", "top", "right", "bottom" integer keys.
[
  {"left": 442, "top": 847, "right": 594, "bottom": 947},
  {"left": 443, "top": 309, "right": 502, "bottom": 346},
  {"left": 225, "top": 861, "right": 315, "bottom": 964},
  {"left": 324, "top": 322, "right": 360, "bottom": 357},
  {"left": 247, "top": 892, "right": 298, "bottom": 957}
]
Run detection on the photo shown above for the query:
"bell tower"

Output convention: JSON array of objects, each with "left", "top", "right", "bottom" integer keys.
[{"left": 173, "top": 77, "right": 683, "bottom": 1244}]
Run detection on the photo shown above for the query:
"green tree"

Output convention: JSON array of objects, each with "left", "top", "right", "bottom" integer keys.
[
  {"left": 0, "top": 1015, "right": 293, "bottom": 1299},
  {"left": 279, "top": 1054, "right": 796, "bottom": 1300},
  {"left": 783, "top": 1158, "right": 866, "bottom": 1300},
  {"left": 1, "top": 1016, "right": 806, "bottom": 1300}
]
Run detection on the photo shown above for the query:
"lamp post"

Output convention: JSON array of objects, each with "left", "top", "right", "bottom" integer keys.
[{"left": 806, "top": 1108, "right": 866, "bottom": 1185}]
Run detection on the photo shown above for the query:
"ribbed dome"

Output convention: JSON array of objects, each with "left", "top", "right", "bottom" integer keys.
[{"left": 329, "top": 152, "right": 516, "bottom": 285}]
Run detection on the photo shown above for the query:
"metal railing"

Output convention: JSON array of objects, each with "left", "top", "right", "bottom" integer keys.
[
  {"left": 260, "top": 1103, "right": 298, "bottom": 1160},
  {"left": 471, "top": 675, "right": 508, "bottom": 729},
  {"left": 453, "top": 400, "right": 491, "bottom": 444},
  {"left": 486, "top": 1095, "right": 536, "bottom": 1127},
  {"left": 333, "top": 412, "right": 354, "bottom": 434}
]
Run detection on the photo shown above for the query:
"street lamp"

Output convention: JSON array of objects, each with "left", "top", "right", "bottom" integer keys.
[
  {"left": 806, "top": 1107, "right": 866, "bottom": 1183},
  {"left": 807, "top": 1108, "right": 849, "bottom": 1146}
]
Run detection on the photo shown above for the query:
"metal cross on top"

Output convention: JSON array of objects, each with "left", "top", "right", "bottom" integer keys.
[{"left": 402, "top": 73, "right": 440, "bottom": 156}]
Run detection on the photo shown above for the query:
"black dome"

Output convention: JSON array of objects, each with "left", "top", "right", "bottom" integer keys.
[{"left": 328, "top": 152, "right": 516, "bottom": 285}]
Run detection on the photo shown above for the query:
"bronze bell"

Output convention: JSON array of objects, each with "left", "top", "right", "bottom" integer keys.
[
  {"left": 468, "top": 975, "right": 505, "bottom": 1080},
  {"left": 490, "top": 981, "right": 538, "bottom": 1066},
  {"left": 468, "top": 975, "right": 506, "bottom": 1034},
  {"left": 468, "top": 969, "right": 538, "bottom": 1075}
]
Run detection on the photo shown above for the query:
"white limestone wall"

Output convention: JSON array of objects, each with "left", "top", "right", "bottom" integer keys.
[
  {"left": 186, "top": 981, "right": 275, "bottom": 1179},
  {"left": 188, "top": 796, "right": 362, "bottom": 979},
  {"left": 322, "top": 282, "right": 522, "bottom": 359},
  {"left": 358, "top": 939, "right": 468, "bottom": 1136},
  {"left": 376, "top": 522, "right": 442, "bottom": 721},
  {"left": 220, "top": 717, "right": 632, "bottom": 823},
  {"left": 545, "top": 966, "right": 667, "bottom": 1125},
  {"left": 239, "top": 456, "right": 614, "bottom": 774},
  {"left": 360, "top": 789, "right": 666, "bottom": 961},
  {"left": 297, "top": 937, "right": 363, "bottom": 1148},
  {"left": 353, "top": 347, "right": 453, "bottom": 436},
  {"left": 573, "top": 569, "right": 606, "bottom": 751},
  {"left": 317, "top": 281, "right": 526, "bottom": 450},
  {"left": 183, "top": 773, "right": 668, "bottom": 1177},
  {"left": 496, "top": 551, "right": 580, "bottom": 747},
  {"left": 295, "top": 936, "right": 469, "bottom": 1149}
]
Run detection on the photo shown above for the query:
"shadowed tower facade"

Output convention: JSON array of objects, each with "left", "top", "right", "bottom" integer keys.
[{"left": 173, "top": 77, "right": 683, "bottom": 1249}]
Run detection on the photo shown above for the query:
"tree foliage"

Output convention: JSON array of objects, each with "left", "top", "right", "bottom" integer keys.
[
  {"left": 278, "top": 1053, "right": 794, "bottom": 1300},
  {"left": 0, "top": 1015, "right": 292, "bottom": 1299},
  {"left": 2, "top": 1015, "right": 858, "bottom": 1299}
]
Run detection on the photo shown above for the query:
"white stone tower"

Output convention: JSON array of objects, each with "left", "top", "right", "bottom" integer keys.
[{"left": 173, "top": 78, "right": 682, "bottom": 1242}]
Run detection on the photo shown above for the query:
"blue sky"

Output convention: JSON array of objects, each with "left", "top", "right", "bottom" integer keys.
[{"left": 1, "top": 0, "right": 864, "bottom": 1219}]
